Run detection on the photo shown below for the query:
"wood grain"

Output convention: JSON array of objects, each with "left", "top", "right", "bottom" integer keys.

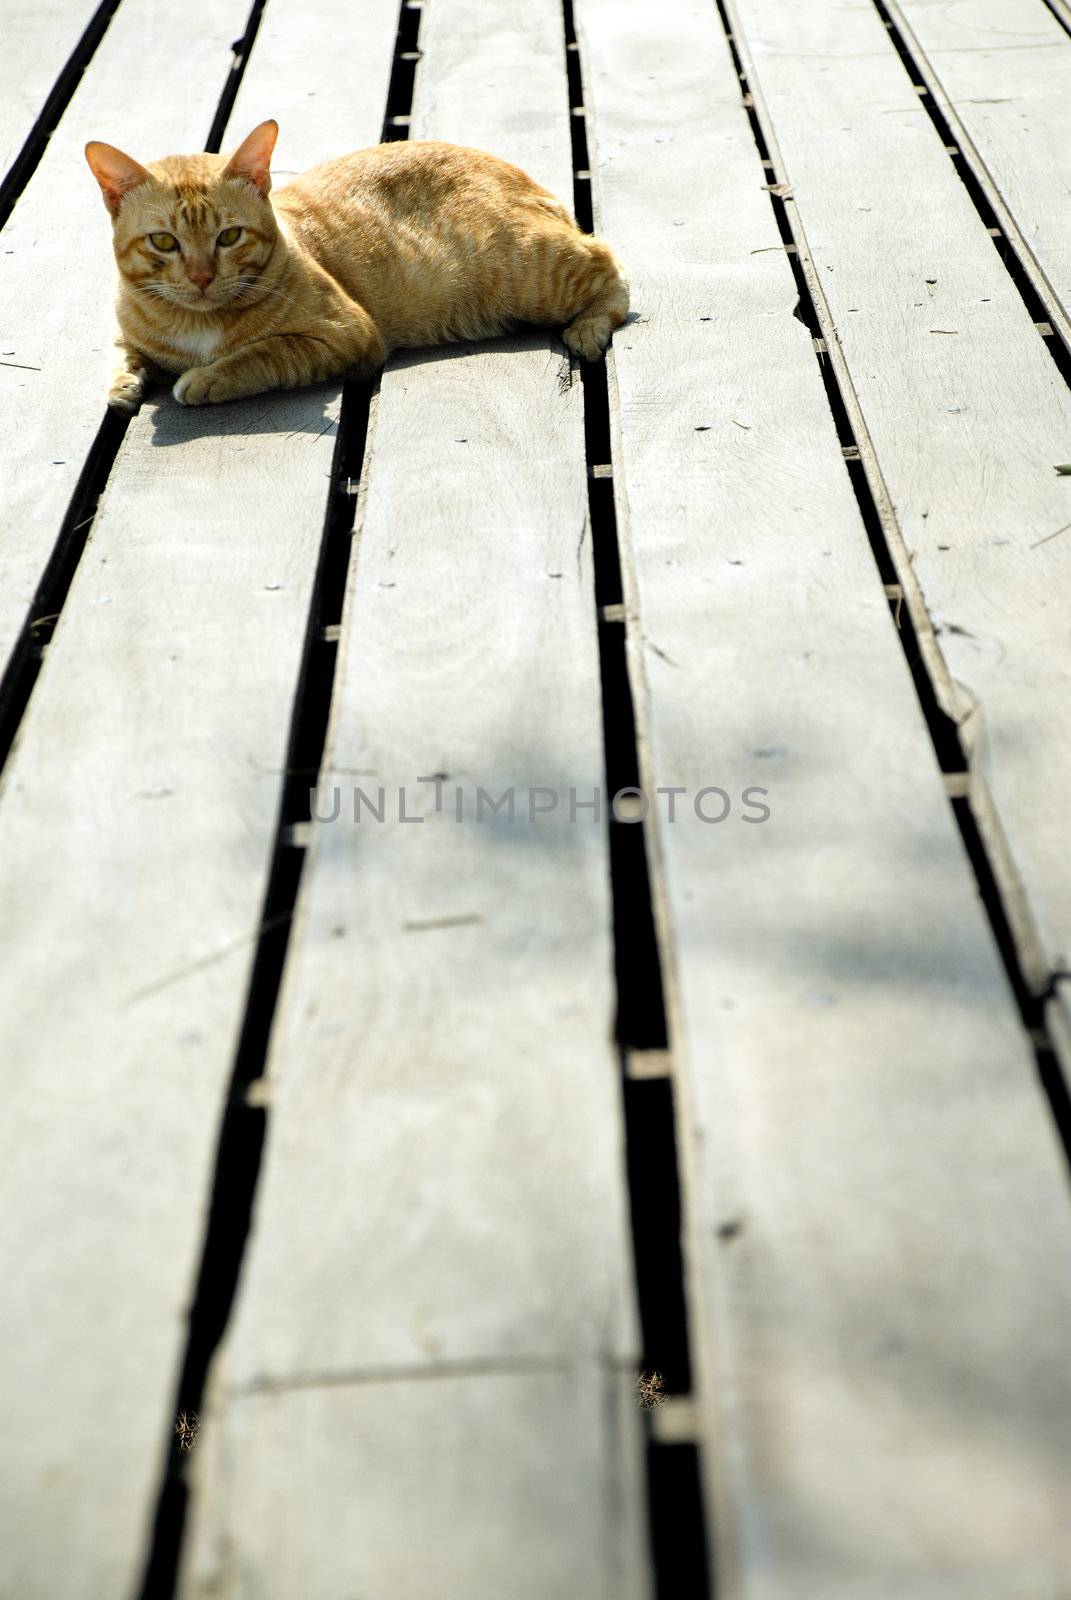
[
  {"left": 890, "top": 0, "right": 1071, "bottom": 345},
  {"left": 578, "top": 0, "right": 1071, "bottom": 1593},
  {"left": 730, "top": 0, "right": 1071, "bottom": 995},
  {"left": 0, "top": 0, "right": 103, "bottom": 194},
  {"left": 0, "top": 0, "right": 250, "bottom": 684},
  {"left": 182, "top": 3, "right": 649, "bottom": 1596},
  {"left": 0, "top": 4, "right": 399, "bottom": 1595}
]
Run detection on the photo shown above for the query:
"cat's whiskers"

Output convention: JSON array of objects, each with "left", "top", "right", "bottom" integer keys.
[
  {"left": 230, "top": 275, "right": 298, "bottom": 312},
  {"left": 142, "top": 282, "right": 204, "bottom": 310}
]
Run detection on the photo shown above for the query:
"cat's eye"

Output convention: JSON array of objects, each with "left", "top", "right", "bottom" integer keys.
[
  {"left": 217, "top": 226, "right": 242, "bottom": 247},
  {"left": 149, "top": 231, "right": 178, "bottom": 252}
]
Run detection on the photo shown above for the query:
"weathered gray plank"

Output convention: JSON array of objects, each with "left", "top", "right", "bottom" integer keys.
[
  {"left": 223, "top": 0, "right": 390, "bottom": 182},
  {"left": 0, "top": 0, "right": 250, "bottom": 686},
  {"left": 729, "top": 0, "right": 1071, "bottom": 996},
  {"left": 0, "top": 390, "right": 343, "bottom": 1600},
  {"left": 577, "top": 0, "right": 1071, "bottom": 1593},
  {"left": 0, "top": 0, "right": 102, "bottom": 192},
  {"left": 183, "top": 3, "right": 648, "bottom": 1596},
  {"left": 186, "top": 348, "right": 632, "bottom": 1382},
  {"left": 187, "top": 1370, "right": 644, "bottom": 1600},
  {"left": 0, "top": 4, "right": 399, "bottom": 1595},
  {"left": 891, "top": 0, "right": 1071, "bottom": 345}
]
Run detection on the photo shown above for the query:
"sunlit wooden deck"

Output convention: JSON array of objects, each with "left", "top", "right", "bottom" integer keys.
[{"left": 2, "top": 0, "right": 1071, "bottom": 1595}]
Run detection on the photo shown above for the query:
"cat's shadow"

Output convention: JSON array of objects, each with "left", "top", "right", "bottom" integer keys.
[
  {"left": 146, "top": 380, "right": 342, "bottom": 447},
  {"left": 144, "top": 323, "right": 641, "bottom": 446}
]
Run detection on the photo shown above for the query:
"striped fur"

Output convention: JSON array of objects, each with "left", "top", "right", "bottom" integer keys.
[{"left": 85, "top": 121, "right": 629, "bottom": 409}]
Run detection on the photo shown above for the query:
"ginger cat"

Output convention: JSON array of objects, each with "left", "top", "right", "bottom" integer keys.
[{"left": 85, "top": 120, "right": 628, "bottom": 410}]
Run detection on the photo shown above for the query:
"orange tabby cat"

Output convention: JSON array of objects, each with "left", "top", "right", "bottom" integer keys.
[{"left": 85, "top": 120, "right": 628, "bottom": 410}]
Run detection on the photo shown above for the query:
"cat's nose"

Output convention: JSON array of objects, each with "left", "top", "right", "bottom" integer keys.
[{"left": 187, "top": 266, "right": 215, "bottom": 291}]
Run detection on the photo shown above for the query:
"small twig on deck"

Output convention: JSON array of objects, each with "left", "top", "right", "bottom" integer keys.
[
  {"left": 124, "top": 910, "right": 293, "bottom": 1006},
  {"left": 1031, "top": 520, "right": 1071, "bottom": 550}
]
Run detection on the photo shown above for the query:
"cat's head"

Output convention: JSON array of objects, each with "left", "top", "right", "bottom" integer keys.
[{"left": 85, "top": 121, "right": 280, "bottom": 314}]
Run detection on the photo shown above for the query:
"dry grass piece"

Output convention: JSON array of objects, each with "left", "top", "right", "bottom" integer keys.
[
  {"left": 174, "top": 1410, "right": 200, "bottom": 1453},
  {"left": 635, "top": 1371, "right": 665, "bottom": 1409}
]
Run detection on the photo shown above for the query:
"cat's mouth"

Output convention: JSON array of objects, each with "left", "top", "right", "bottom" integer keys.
[
  {"left": 149, "top": 284, "right": 244, "bottom": 313},
  {"left": 179, "top": 289, "right": 228, "bottom": 310}
]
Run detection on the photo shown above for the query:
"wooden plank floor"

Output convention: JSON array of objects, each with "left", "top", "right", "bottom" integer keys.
[
  {"left": 891, "top": 0, "right": 1071, "bottom": 343},
  {"left": 0, "top": 2, "right": 397, "bottom": 1595},
  {"left": 730, "top": 0, "right": 1071, "bottom": 1000},
  {"left": 580, "top": 0, "right": 1071, "bottom": 1593},
  {"left": 1, "top": 0, "right": 1070, "bottom": 1596},
  {"left": 0, "top": 0, "right": 102, "bottom": 191},
  {"left": 182, "top": 2, "right": 648, "bottom": 1595}
]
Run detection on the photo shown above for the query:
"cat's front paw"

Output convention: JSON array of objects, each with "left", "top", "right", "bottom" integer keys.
[
  {"left": 108, "top": 370, "right": 147, "bottom": 413},
  {"left": 173, "top": 366, "right": 223, "bottom": 406},
  {"left": 173, "top": 364, "right": 251, "bottom": 406}
]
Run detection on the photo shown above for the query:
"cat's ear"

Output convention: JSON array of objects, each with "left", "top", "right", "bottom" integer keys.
[
  {"left": 85, "top": 141, "right": 152, "bottom": 216},
  {"left": 222, "top": 120, "right": 278, "bottom": 196}
]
